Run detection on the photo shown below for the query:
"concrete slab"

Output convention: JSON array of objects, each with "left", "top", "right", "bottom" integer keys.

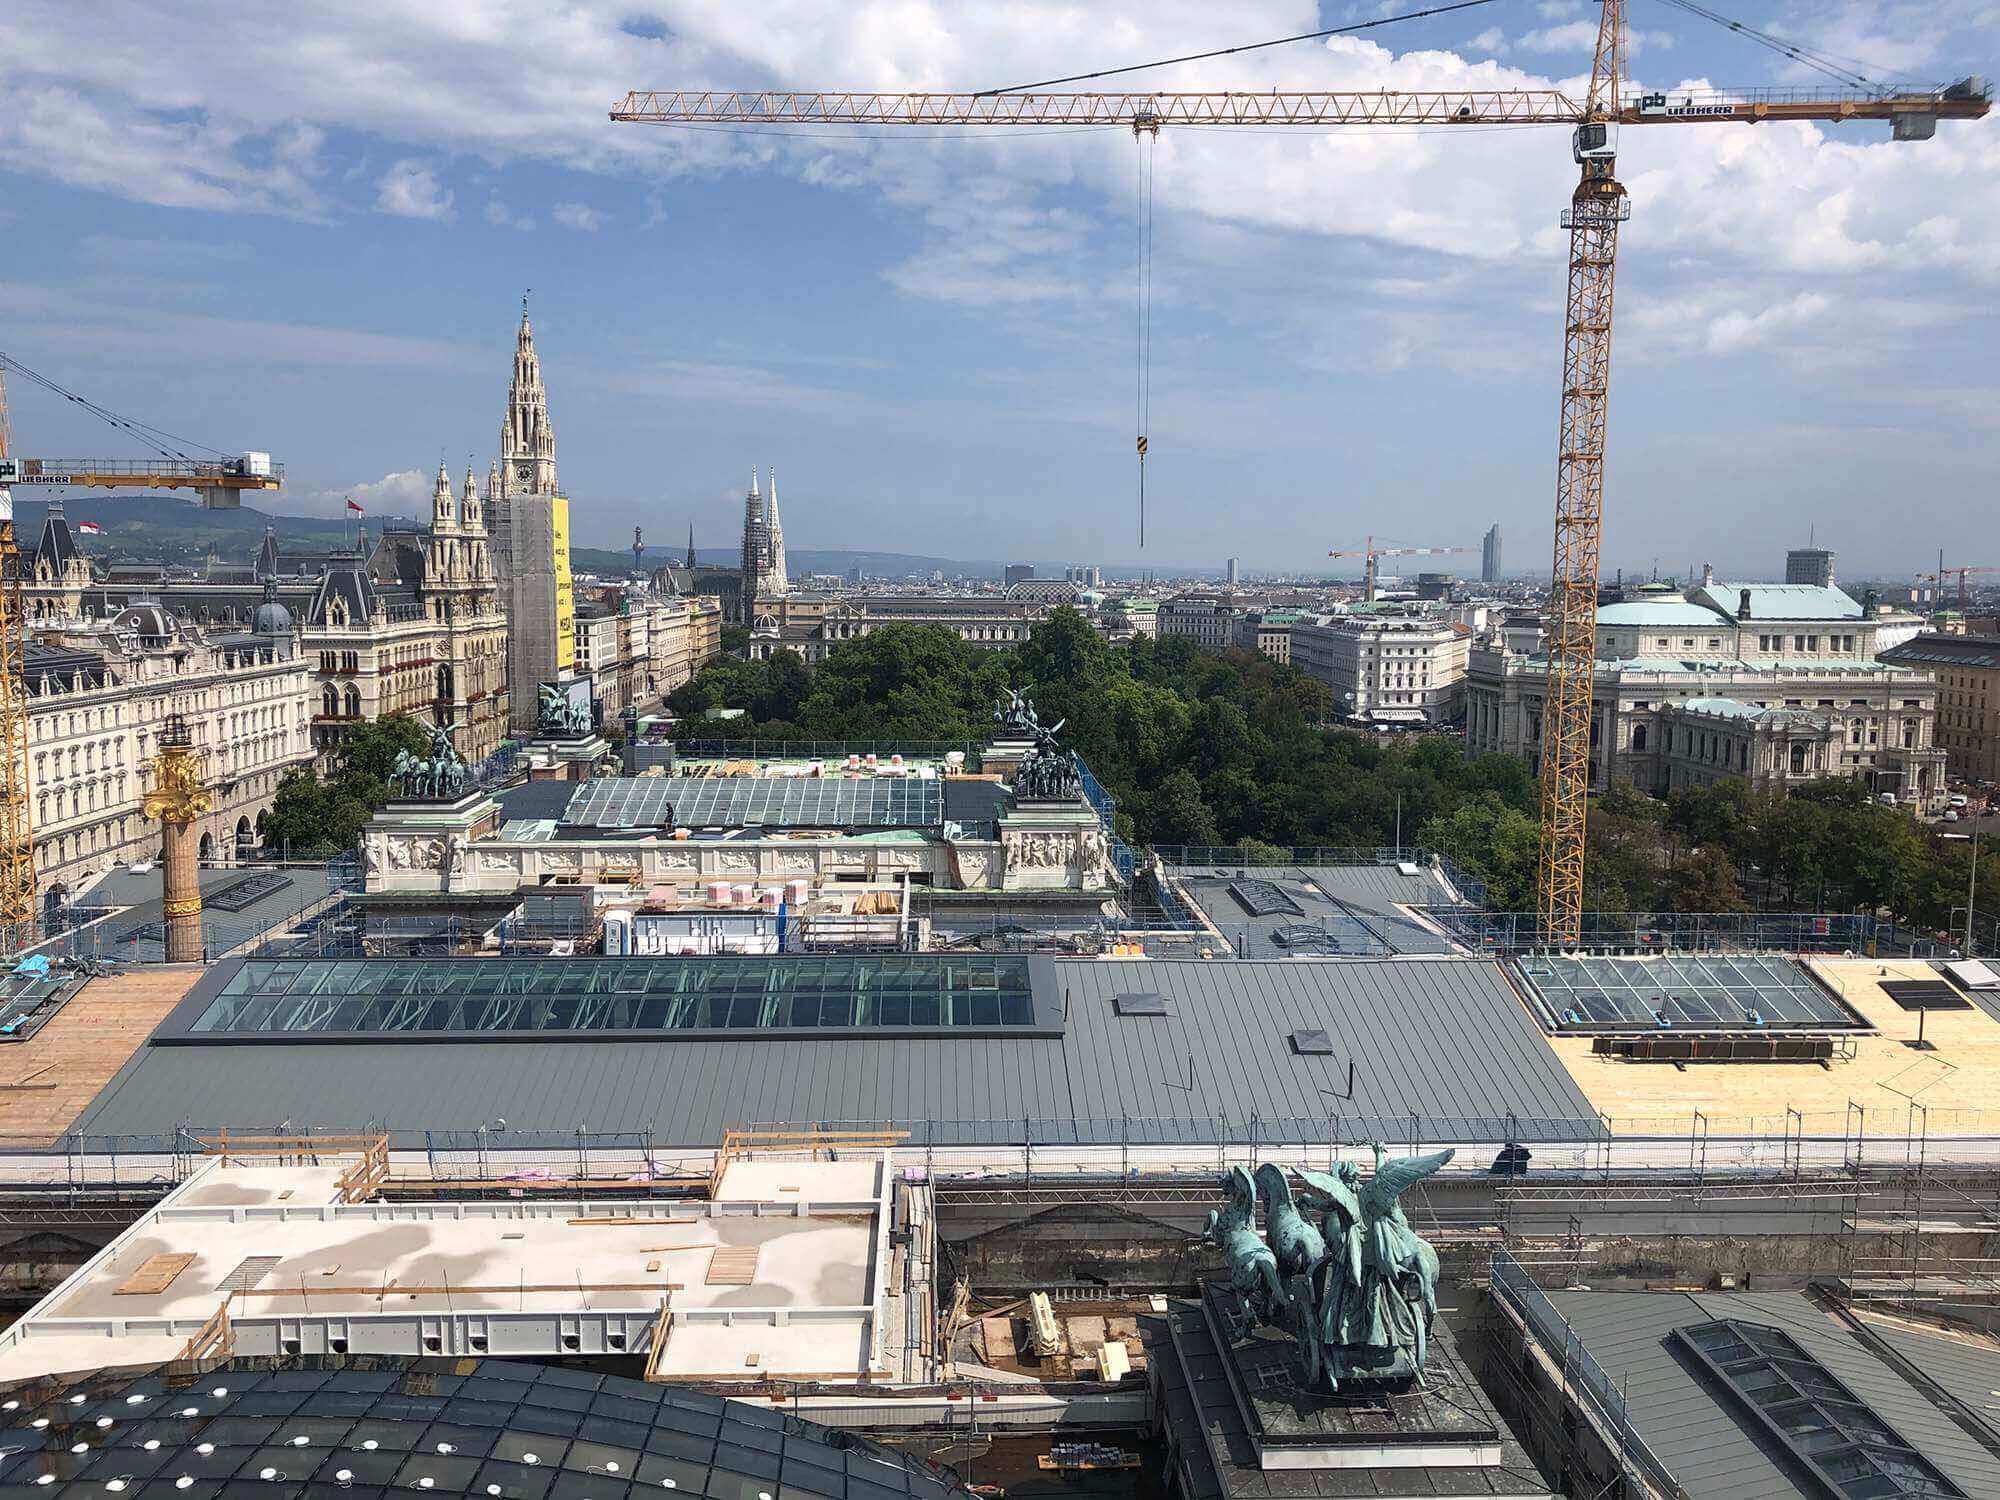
[
  {"left": 0, "top": 1153, "right": 894, "bottom": 1384},
  {"left": 715, "top": 1156, "right": 882, "bottom": 1202}
]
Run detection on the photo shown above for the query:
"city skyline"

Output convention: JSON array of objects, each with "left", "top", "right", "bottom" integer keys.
[{"left": 2, "top": 1, "right": 1994, "bottom": 573}]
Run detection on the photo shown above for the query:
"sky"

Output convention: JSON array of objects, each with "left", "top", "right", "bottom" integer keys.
[{"left": 1, "top": 1, "right": 1995, "bottom": 581}]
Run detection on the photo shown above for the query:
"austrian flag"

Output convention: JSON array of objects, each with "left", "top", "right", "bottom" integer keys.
[
  {"left": 77, "top": 521, "right": 104, "bottom": 535},
  {"left": 346, "top": 498, "right": 365, "bottom": 514}
]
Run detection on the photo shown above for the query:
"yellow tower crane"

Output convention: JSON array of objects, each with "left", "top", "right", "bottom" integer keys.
[
  {"left": 611, "top": 2, "right": 1990, "bottom": 943},
  {"left": 0, "top": 353, "right": 285, "bottom": 939}
]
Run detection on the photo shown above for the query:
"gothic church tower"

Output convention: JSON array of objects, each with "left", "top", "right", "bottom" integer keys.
[{"left": 499, "top": 296, "right": 557, "bottom": 498}]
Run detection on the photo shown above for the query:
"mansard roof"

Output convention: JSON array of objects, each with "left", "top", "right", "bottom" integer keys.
[{"left": 306, "top": 555, "right": 378, "bottom": 627}]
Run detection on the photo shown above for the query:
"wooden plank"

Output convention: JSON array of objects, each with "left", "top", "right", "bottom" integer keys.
[
  {"left": 0, "top": 969, "right": 201, "bottom": 1147},
  {"left": 706, "top": 1246, "right": 761, "bottom": 1286},
  {"left": 116, "top": 1252, "right": 195, "bottom": 1296}
]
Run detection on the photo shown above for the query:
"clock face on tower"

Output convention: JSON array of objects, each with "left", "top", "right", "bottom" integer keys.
[{"left": 515, "top": 463, "right": 534, "bottom": 482}]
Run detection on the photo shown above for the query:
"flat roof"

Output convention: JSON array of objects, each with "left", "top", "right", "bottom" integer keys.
[
  {"left": 1168, "top": 861, "right": 1461, "bottom": 956},
  {"left": 1544, "top": 958, "right": 2000, "bottom": 1130},
  {"left": 72, "top": 956, "right": 1602, "bottom": 1145},
  {"left": 0, "top": 1153, "right": 891, "bottom": 1385}
]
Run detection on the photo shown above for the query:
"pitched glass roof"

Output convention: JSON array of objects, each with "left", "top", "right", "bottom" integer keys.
[
  {"left": 1672, "top": 1320, "right": 1967, "bottom": 1499},
  {"left": 564, "top": 776, "right": 942, "bottom": 831},
  {"left": 0, "top": 1355, "right": 969, "bottom": 1499},
  {"left": 179, "top": 955, "right": 1045, "bottom": 1038}
]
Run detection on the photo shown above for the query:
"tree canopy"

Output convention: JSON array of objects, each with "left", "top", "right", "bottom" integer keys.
[
  {"left": 671, "top": 608, "right": 1974, "bottom": 937},
  {"left": 259, "top": 716, "right": 432, "bottom": 859}
]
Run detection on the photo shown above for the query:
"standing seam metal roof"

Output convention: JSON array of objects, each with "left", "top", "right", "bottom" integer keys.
[
  {"left": 71, "top": 957, "right": 1598, "bottom": 1145},
  {"left": 1546, "top": 1290, "right": 2000, "bottom": 1499}
]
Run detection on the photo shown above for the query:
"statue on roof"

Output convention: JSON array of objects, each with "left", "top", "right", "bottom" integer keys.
[
  {"left": 1205, "top": 1145, "right": 1453, "bottom": 1392},
  {"left": 392, "top": 720, "right": 469, "bottom": 800},
  {"left": 994, "top": 686, "right": 1040, "bottom": 736},
  {"left": 1014, "top": 719, "right": 1082, "bottom": 802},
  {"left": 536, "top": 682, "right": 594, "bottom": 737}
]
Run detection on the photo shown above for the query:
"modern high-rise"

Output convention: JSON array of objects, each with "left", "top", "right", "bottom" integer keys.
[
  {"left": 1003, "top": 564, "right": 1035, "bottom": 588},
  {"left": 494, "top": 298, "right": 575, "bottom": 730},
  {"left": 1785, "top": 547, "right": 1836, "bottom": 588},
  {"left": 1225, "top": 557, "right": 1240, "bottom": 588},
  {"left": 1481, "top": 524, "right": 1502, "bottom": 584}
]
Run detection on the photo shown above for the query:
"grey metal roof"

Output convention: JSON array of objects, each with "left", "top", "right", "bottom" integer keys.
[
  {"left": 71, "top": 956, "right": 1599, "bottom": 1146},
  {"left": 492, "top": 777, "right": 582, "bottom": 823},
  {"left": 1177, "top": 864, "right": 1459, "bottom": 956},
  {"left": 1883, "top": 634, "right": 2000, "bottom": 672},
  {"left": 1546, "top": 1290, "right": 2000, "bottom": 1499}
]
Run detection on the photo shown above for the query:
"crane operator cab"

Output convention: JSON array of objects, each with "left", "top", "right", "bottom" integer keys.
[{"left": 1572, "top": 121, "right": 1617, "bottom": 163}]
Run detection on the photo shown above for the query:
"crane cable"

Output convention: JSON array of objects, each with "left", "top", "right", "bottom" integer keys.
[
  {"left": 1644, "top": 0, "right": 1893, "bottom": 93},
  {"left": 1135, "top": 125, "right": 1156, "bottom": 550},
  {"left": 0, "top": 350, "right": 228, "bottom": 465},
  {"left": 977, "top": 0, "right": 1501, "bottom": 94}
]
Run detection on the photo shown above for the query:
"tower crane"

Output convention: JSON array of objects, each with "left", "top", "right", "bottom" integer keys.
[
  {"left": 610, "top": 1, "right": 1990, "bottom": 944},
  {"left": 0, "top": 353, "right": 287, "bottom": 937},
  {"left": 1328, "top": 538, "right": 1477, "bottom": 602},
  {"left": 1916, "top": 566, "right": 2000, "bottom": 610}
]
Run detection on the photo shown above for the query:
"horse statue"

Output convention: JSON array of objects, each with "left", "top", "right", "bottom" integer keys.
[
  {"left": 390, "top": 748, "right": 430, "bottom": 799},
  {"left": 1204, "top": 1165, "right": 1286, "bottom": 1324},
  {"left": 1254, "top": 1163, "right": 1331, "bottom": 1385}
]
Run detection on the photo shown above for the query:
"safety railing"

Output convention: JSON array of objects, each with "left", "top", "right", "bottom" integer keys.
[
  {"left": 1072, "top": 753, "right": 1138, "bottom": 884},
  {"left": 1427, "top": 908, "right": 1960, "bottom": 957},
  {"left": 1490, "top": 1249, "right": 1689, "bottom": 1499}
]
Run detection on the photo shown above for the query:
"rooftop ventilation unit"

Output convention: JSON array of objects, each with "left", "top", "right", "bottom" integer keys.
[
  {"left": 1113, "top": 992, "right": 1169, "bottom": 1017},
  {"left": 1289, "top": 1028, "right": 1334, "bottom": 1055}
]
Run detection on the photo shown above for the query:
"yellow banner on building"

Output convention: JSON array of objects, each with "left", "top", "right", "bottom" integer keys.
[{"left": 552, "top": 496, "right": 575, "bottom": 671}]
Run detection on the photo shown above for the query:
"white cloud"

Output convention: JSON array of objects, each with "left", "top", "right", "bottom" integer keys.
[
  {"left": 292, "top": 469, "right": 432, "bottom": 520},
  {"left": 1516, "top": 21, "right": 1672, "bottom": 54},
  {"left": 1467, "top": 27, "right": 1507, "bottom": 55},
  {"left": 552, "top": 201, "right": 604, "bottom": 231},
  {"left": 375, "top": 159, "right": 453, "bottom": 221},
  {"left": 484, "top": 196, "right": 533, "bottom": 230}
]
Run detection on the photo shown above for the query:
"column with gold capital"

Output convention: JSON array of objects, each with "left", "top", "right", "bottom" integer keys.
[{"left": 143, "top": 715, "right": 214, "bottom": 964}]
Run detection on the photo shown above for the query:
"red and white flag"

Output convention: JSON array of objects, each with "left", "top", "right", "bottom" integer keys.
[
  {"left": 345, "top": 497, "right": 365, "bottom": 514},
  {"left": 77, "top": 521, "right": 104, "bottom": 535}
]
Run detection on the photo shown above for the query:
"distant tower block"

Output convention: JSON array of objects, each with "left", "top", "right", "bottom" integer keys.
[
  {"left": 1226, "top": 557, "right": 1240, "bottom": 588},
  {"left": 142, "top": 714, "right": 214, "bottom": 964}
]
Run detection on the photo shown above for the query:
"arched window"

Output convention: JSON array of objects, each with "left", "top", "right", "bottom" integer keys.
[
  {"left": 322, "top": 685, "right": 339, "bottom": 718},
  {"left": 344, "top": 685, "right": 361, "bottom": 718},
  {"left": 1631, "top": 723, "right": 1648, "bottom": 753},
  {"left": 1789, "top": 742, "right": 1809, "bottom": 775}
]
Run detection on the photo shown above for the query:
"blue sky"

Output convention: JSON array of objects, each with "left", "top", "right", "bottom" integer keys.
[{"left": 2, "top": 1, "right": 1995, "bottom": 580}]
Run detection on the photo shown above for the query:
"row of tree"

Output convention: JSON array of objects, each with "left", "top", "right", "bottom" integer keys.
[
  {"left": 670, "top": 610, "right": 1534, "bottom": 850},
  {"left": 670, "top": 610, "right": 1978, "bottom": 935}
]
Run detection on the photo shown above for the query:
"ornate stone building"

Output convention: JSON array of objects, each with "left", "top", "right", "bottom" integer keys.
[
  {"left": 1464, "top": 579, "right": 1946, "bottom": 805},
  {"left": 746, "top": 594, "right": 1051, "bottom": 662},
  {"left": 25, "top": 608, "right": 312, "bottom": 915}
]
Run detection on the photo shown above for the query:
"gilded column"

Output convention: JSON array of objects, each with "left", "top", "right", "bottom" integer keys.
[{"left": 143, "top": 715, "right": 213, "bottom": 964}]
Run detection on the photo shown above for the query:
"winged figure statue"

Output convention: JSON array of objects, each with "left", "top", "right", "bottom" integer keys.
[{"left": 1216, "top": 1145, "right": 1455, "bottom": 1392}]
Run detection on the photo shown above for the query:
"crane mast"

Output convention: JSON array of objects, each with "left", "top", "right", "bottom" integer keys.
[
  {"left": 0, "top": 367, "right": 33, "bottom": 933},
  {"left": 1537, "top": 0, "right": 1628, "bottom": 947}
]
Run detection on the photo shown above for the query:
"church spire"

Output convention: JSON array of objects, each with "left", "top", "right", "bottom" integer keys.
[
  {"left": 499, "top": 293, "right": 557, "bottom": 498},
  {"left": 686, "top": 521, "right": 696, "bottom": 570}
]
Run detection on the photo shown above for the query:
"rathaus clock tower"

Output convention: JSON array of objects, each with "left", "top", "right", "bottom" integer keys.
[{"left": 499, "top": 294, "right": 557, "bottom": 498}]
